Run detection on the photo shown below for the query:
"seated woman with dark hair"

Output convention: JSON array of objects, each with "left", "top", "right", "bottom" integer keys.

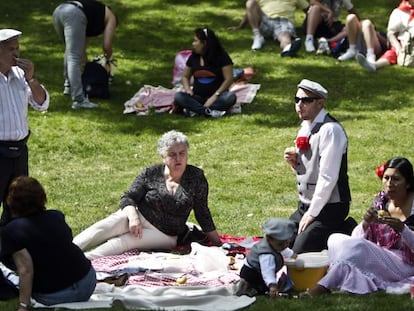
[
  {"left": 0, "top": 176, "right": 96, "bottom": 308},
  {"left": 306, "top": 157, "right": 414, "bottom": 296},
  {"left": 174, "top": 27, "right": 237, "bottom": 118}
]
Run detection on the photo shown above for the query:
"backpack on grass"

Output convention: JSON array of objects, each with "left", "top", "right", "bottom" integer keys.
[
  {"left": 171, "top": 50, "right": 192, "bottom": 86},
  {"left": 82, "top": 60, "right": 110, "bottom": 99},
  {"left": 397, "top": 27, "right": 414, "bottom": 67}
]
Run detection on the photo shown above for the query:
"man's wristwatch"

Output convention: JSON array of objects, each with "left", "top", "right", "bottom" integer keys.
[{"left": 215, "top": 91, "right": 220, "bottom": 96}]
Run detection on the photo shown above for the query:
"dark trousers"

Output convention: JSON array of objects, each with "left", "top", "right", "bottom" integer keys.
[
  {"left": 0, "top": 145, "right": 29, "bottom": 226},
  {"left": 174, "top": 91, "right": 236, "bottom": 115},
  {"left": 290, "top": 201, "right": 350, "bottom": 254},
  {"left": 239, "top": 265, "right": 268, "bottom": 294},
  {"left": 302, "top": 19, "right": 344, "bottom": 39}
]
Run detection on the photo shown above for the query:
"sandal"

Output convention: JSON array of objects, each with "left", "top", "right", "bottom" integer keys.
[{"left": 100, "top": 273, "right": 129, "bottom": 286}]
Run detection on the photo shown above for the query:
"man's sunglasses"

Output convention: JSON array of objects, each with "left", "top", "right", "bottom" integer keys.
[{"left": 294, "top": 96, "right": 320, "bottom": 104}]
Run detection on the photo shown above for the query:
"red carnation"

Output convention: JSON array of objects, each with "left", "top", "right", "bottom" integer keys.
[
  {"left": 376, "top": 161, "right": 387, "bottom": 180},
  {"left": 296, "top": 136, "right": 310, "bottom": 151}
]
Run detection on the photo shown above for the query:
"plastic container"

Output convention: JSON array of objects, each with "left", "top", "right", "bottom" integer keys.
[{"left": 285, "top": 251, "right": 329, "bottom": 291}]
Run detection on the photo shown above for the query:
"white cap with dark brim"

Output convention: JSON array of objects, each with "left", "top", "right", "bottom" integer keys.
[
  {"left": 297, "top": 79, "right": 328, "bottom": 99},
  {"left": 0, "top": 29, "right": 22, "bottom": 43}
]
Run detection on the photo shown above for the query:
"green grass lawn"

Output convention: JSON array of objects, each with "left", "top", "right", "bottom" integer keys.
[{"left": 1, "top": 0, "right": 414, "bottom": 310}]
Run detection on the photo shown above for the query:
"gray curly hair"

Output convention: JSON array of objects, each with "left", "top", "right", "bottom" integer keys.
[{"left": 157, "top": 130, "right": 189, "bottom": 156}]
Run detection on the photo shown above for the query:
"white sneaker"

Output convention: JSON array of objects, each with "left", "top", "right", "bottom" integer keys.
[
  {"left": 72, "top": 98, "right": 98, "bottom": 109},
  {"left": 367, "top": 54, "right": 376, "bottom": 64},
  {"left": 316, "top": 37, "right": 330, "bottom": 55},
  {"left": 228, "top": 104, "right": 242, "bottom": 114},
  {"left": 206, "top": 108, "right": 225, "bottom": 118},
  {"left": 63, "top": 86, "right": 71, "bottom": 96},
  {"left": 356, "top": 53, "right": 376, "bottom": 72},
  {"left": 305, "top": 39, "right": 315, "bottom": 53},
  {"left": 338, "top": 49, "right": 357, "bottom": 61},
  {"left": 251, "top": 35, "right": 265, "bottom": 50}
]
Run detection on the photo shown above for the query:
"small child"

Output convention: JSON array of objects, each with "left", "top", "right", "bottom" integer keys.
[{"left": 236, "top": 218, "right": 296, "bottom": 298}]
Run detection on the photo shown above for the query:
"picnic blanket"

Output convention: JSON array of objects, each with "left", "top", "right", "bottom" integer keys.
[
  {"left": 30, "top": 242, "right": 256, "bottom": 310},
  {"left": 123, "top": 83, "right": 261, "bottom": 115},
  {"left": 91, "top": 243, "right": 242, "bottom": 287},
  {"left": 5, "top": 232, "right": 414, "bottom": 310},
  {"left": 32, "top": 284, "right": 255, "bottom": 310}
]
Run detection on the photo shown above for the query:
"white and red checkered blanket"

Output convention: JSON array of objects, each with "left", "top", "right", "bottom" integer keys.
[
  {"left": 92, "top": 243, "right": 243, "bottom": 287},
  {"left": 31, "top": 242, "right": 257, "bottom": 310}
]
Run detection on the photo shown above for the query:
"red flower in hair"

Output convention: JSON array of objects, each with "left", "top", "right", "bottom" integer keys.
[
  {"left": 296, "top": 136, "right": 310, "bottom": 151},
  {"left": 376, "top": 161, "right": 387, "bottom": 179}
]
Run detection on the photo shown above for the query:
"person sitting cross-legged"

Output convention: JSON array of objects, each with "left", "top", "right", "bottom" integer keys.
[{"left": 174, "top": 28, "right": 237, "bottom": 118}]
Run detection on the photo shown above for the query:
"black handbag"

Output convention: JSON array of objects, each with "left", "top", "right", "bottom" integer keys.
[{"left": 176, "top": 224, "right": 209, "bottom": 246}]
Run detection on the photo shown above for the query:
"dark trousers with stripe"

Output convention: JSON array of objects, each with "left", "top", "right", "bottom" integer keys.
[
  {"left": 290, "top": 201, "right": 350, "bottom": 254},
  {"left": 0, "top": 144, "right": 29, "bottom": 226}
]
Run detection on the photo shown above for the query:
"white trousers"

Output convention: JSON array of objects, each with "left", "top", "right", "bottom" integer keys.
[{"left": 73, "top": 209, "right": 177, "bottom": 259}]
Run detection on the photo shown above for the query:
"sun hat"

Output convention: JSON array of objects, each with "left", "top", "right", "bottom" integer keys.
[
  {"left": 262, "top": 218, "right": 296, "bottom": 241},
  {"left": 297, "top": 79, "right": 328, "bottom": 99},
  {"left": 0, "top": 29, "right": 22, "bottom": 43}
]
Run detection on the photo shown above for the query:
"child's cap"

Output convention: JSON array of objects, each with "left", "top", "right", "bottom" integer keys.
[{"left": 262, "top": 218, "right": 296, "bottom": 240}]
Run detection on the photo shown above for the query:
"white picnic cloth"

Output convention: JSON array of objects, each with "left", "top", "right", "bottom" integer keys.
[
  {"left": 32, "top": 283, "right": 256, "bottom": 310},
  {"left": 30, "top": 243, "right": 255, "bottom": 310}
]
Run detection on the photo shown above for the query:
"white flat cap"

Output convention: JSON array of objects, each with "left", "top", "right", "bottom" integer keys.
[
  {"left": 297, "top": 79, "right": 328, "bottom": 99},
  {"left": 0, "top": 29, "right": 22, "bottom": 43}
]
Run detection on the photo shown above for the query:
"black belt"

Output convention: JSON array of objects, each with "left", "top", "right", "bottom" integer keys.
[
  {"left": 65, "top": 1, "right": 83, "bottom": 10},
  {"left": 0, "top": 133, "right": 30, "bottom": 148},
  {"left": 0, "top": 133, "right": 30, "bottom": 158}
]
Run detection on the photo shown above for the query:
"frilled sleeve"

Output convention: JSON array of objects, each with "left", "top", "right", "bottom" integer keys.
[
  {"left": 401, "top": 225, "right": 414, "bottom": 250},
  {"left": 351, "top": 191, "right": 386, "bottom": 239}
]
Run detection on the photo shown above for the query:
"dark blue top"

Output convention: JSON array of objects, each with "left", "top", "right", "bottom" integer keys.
[{"left": 0, "top": 210, "right": 92, "bottom": 293}]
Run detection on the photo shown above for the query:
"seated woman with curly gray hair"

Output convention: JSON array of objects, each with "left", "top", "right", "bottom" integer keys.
[{"left": 73, "top": 130, "right": 222, "bottom": 259}]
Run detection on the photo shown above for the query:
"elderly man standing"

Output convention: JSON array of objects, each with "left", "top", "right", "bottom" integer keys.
[
  {"left": 284, "top": 79, "right": 355, "bottom": 254},
  {"left": 0, "top": 29, "right": 49, "bottom": 226},
  {"left": 229, "top": 0, "right": 309, "bottom": 56}
]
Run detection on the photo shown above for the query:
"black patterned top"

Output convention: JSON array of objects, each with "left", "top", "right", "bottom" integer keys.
[{"left": 120, "top": 164, "right": 216, "bottom": 236}]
